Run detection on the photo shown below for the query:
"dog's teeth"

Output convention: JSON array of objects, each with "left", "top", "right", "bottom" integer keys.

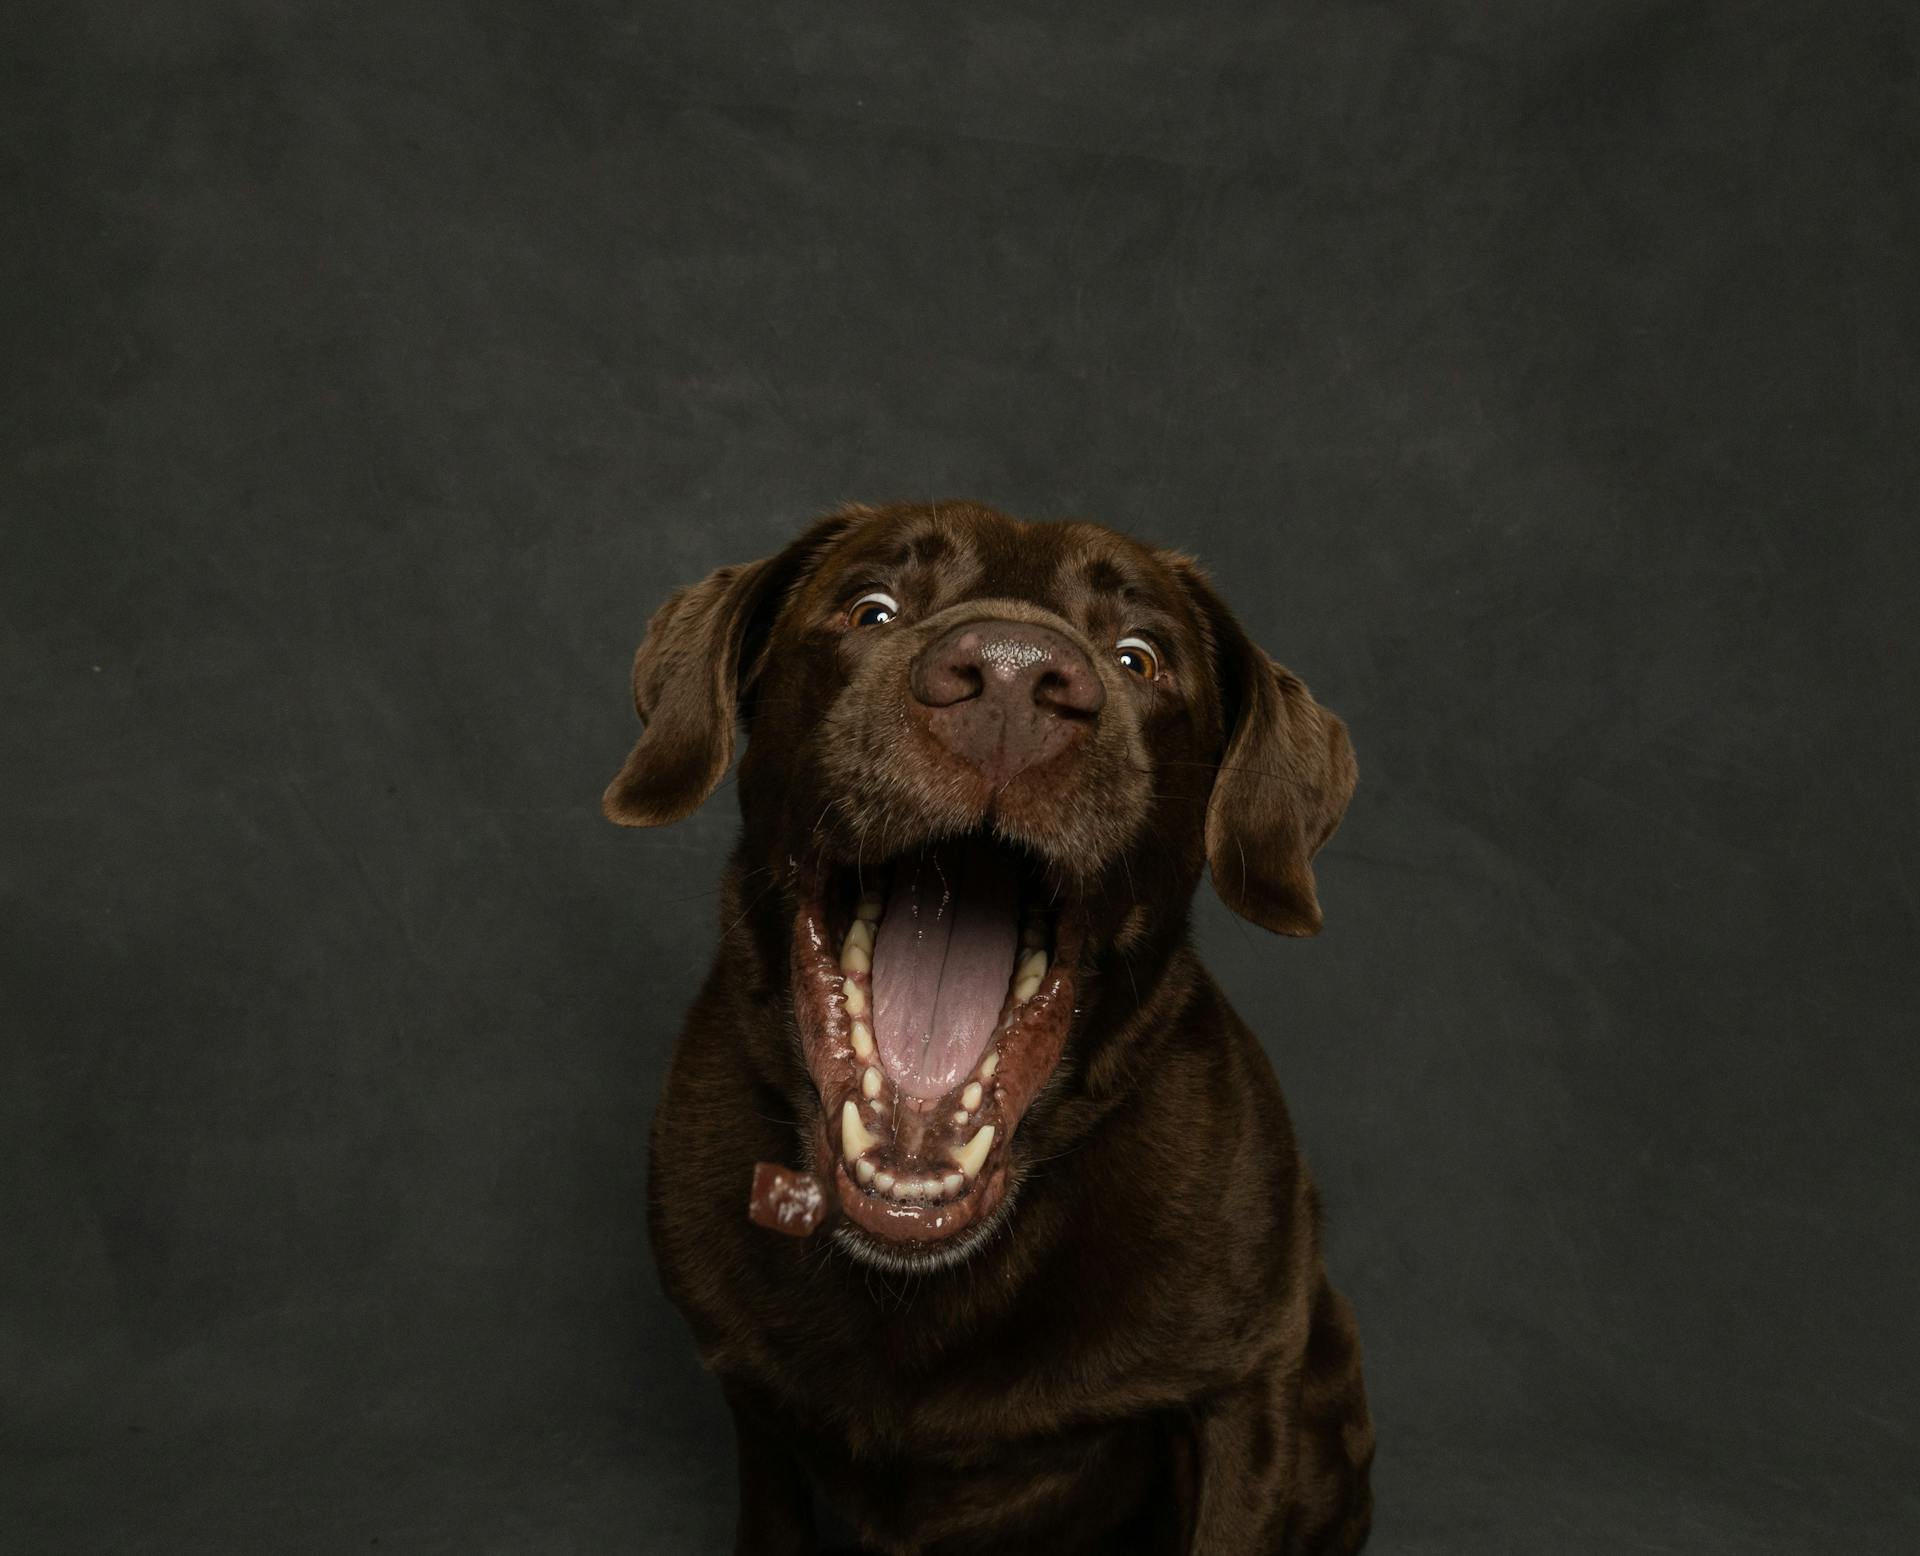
[
  {"left": 840, "top": 1099, "right": 879, "bottom": 1161},
  {"left": 942, "top": 1172, "right": 966, "bottom": 1197},
  {"left": 961, "top": 1081, "right": 983, "bottom": 1111},
  {"left": 867, "top": 1095, "right": 886, "bottom": 1115},
  {"left": 873, "top": 1170, "right": 894, "bottom": 1191},
  {"left": 843, "top": 980, "right": 867, "bottom": 1017},
  {"left": 842, "top": 919, "right": 875, "bottom": 957},
  {"left": 861, "top": 1066, "right": 883, "bottom": 1100},
  {"left": 855, "top": 1158, "right": 876, "bottom": 1185},
  {"left": 840, "top": 940, "right": 871, "bottom": 976},
  {"left": 952, "top": 1109, "right": 969, "bottom": 1126},
  {"left": 979, "top": 1050, "right": 1000, "bottom": 1080},
  {"left": 851, "top": 1019, "right": 875, "bottom": 1061},
  {"left": 1020, "top": 915, "right": 1048, "bottom": 949},
  {"left": 857, "top": 893, "right": 886, "bottom": 921},
  {"left": 890, "top": 1178, "right": 914, "bottom": 1201},
  {"left": 1011, "top": 949, "right": 1048, "bottom": 1001},
  {"left": 952, "top": 1124, "right": 994, "bottom": 1181}
]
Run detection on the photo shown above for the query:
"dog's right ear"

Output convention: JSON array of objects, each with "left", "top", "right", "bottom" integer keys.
[{"left": 602, "top": 513, "right": 857, "bottom": 827}]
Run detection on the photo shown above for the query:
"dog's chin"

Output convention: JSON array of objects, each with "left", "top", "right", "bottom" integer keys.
[{"left": 789, "top": 828, "right": 1084, "bottom": 1270}]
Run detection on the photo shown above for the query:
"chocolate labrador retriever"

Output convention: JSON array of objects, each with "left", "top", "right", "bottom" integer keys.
[{"left": 604, "top": 501, "right": 1373, "bottom": 1554}]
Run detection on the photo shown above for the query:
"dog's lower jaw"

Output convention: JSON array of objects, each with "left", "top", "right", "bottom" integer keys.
[{"left": 826, "top": 1172, "right": 1024, "bottom": 1274}]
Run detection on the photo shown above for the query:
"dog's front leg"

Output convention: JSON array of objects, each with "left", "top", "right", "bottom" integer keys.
[
  {"left": 1184, "top": 1361, "right": 1370, "bottom": 1556},
  {"left": 1184, "top": 1371, "right": 1297, "bottom": 1555},
  {"left": 726, "top": 1392, "right": 817, "bottom": 1556}
]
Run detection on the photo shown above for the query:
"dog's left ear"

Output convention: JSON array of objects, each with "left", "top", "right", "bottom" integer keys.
[
  {"left": 1174, "top": 559, "right": 1358, "bottom": 936},
  {"left": 603, "top": 512, "right": 856, "bottom": 827}
]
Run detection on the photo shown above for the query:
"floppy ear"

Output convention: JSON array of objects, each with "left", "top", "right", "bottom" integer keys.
[
  {"left": 602, "top": 514, "right": 855, "bottom": 827},
  {"left": 1178, "top": 562, "right": 1358, "bottom": 936}
]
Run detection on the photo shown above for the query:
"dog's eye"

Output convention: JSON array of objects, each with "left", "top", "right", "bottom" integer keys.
[
  {"left": 1115, "top": 636, "right": 1160, "bottom": 679},
  {"left": 848, "top": 590, "right": 900, "bottom": 628}
]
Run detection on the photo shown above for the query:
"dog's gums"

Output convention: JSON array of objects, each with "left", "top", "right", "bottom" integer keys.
[{"left": 791, "top": 833, "right": 1082, "bottom": 1254}]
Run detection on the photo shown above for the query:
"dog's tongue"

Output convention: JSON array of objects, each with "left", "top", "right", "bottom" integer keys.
[{"left": 872, "top": 843, "right": 1020, "bottom": 1100}]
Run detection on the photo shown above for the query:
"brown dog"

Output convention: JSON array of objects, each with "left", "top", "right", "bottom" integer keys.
[{"left": 605, "top": 502, "right": 1373, "bottom": 1554}]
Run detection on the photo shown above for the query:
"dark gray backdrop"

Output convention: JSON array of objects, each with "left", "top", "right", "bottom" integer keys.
[{"left": 5, "top": 2, "right": 1915, "bottom": 1551}]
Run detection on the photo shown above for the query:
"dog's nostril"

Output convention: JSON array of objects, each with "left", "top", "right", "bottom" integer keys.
[
  {"left": 1034, "top": 662, "right": 1103, "bottom": 719},
  {"left": 915, "top": 653, "right": 986, "bottom": 708}
]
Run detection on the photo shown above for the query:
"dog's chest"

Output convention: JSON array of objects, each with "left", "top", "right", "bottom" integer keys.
[
  {"left": 800, "top": 1379, "right": 1182, "bottom": 1556},
  {"left": 774, "top": 1258, "right": 1220, "bottom": 1454}
]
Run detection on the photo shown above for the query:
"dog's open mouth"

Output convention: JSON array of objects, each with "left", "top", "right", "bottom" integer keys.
[{"left": 792, "top": 832, "right": 1081, "bottom": 1255}]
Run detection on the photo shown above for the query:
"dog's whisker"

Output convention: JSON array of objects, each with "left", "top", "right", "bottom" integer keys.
[{"left": 718, "top": 874, "right": 783, "bottom": 940}]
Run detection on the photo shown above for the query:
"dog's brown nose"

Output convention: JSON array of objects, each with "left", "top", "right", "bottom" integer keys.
[{"left": 911, "top": 620, "right": 1104, "bottom": 786}]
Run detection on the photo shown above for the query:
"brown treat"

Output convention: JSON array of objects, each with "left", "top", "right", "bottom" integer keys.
[{"left": 746, "top": 1161, "right": 827, "bottom": 1237}]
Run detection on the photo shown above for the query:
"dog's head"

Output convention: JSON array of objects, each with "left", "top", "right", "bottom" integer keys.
[{"left": 606, "top": 502, "right": 1355, "bottom": 1267}]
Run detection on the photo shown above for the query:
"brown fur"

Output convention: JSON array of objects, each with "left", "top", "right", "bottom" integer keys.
[{"left": 606, "top": 502, "right": 1373, "bottom": 1554}]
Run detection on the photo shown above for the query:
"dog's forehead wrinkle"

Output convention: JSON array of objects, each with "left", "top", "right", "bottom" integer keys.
[
  {"left": 818, "top": 507, "right": 1194, "bottom": 636},
  {"left": 1037, "top": 536, "right": 1197, "bottom": 644},
  {"left": 846, "top": 519, "right": 960, "bottom": 574}
]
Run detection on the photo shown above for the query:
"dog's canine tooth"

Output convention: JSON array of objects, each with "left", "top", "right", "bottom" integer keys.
[
  {"left": 952, "top": 1124, "right": 994, "bottom": 1181},
  {"left": 942, "top": 1172, "right": 965, "bottom": 1198},
  {"left": 842, "top": 919, "right": 875, "bottom": 957},
  {"left": 855, "top": 1158, "right": 876, "bottom": 1185},
  {"left": 961, "top": 1081, "right": 983, "bottom": 1111},
  {"left": 840, "top": 940, "right": 872, "bottom": 976},
  {"left": 979, "top": 1050, "right": 1000, "bottom": 1080},
  {"left": 841, "top": 1099, "right": 880, "bottom": 1161},
  {"left": 861, "top": 1065, "right": 883, "bottom": 1099},
  {"left": 1012, "top": 948, "right": 1048, "bottom": 1002},
  {"left": 842, "top": 980, "right": 867, "bottom": 1017},
  {"left": 851, "top": 1019, "right": 875, "bottom": 1061}
]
